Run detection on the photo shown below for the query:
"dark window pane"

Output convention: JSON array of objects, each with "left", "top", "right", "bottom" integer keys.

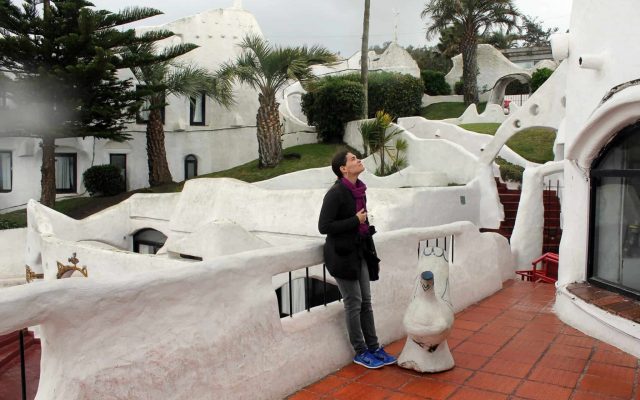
[
  {"left": 0, "top": 151, "right": 11, "bottom": 191},
  {"left": 55, "top": 153, "right": 76, "bottom": 193},
  {"left": 590, "top": 123, "right": 640, "bottom": 297}
]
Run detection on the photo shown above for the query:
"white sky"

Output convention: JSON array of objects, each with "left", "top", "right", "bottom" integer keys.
[{"left": 90, "top": 0, "right": 573, "bottom": 57}]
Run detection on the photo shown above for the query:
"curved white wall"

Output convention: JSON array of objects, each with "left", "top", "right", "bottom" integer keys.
[
  {"left": 0, "top": 221, "right": 509, "bottom": 399},
  {"left": 398, "top": 116, "right": 533, "bottom": 169}
]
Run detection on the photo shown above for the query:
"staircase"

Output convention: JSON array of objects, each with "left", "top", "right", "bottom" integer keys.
[
  {"left": 543, "top": 186, "right": 562, "bottom": 253},
  {"left": 0, "top": 330, "right": 41, "bottom": 400},
  {"left": 484, "top": 179, "right": 562, "bottom": 254},
  {"left": 0, "top": 330, "right": 39, "bottom": 375}
]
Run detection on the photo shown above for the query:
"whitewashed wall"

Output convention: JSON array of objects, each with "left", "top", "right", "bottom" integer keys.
[
  {"left": 548, "top": 0, "right": 640, "bottom": 357},
  {"left": 445, "top": 44, "right": 531, "bottom": 92},
  {"left": 0, "top": 228, "right": 26, "bottom": 279},
  {"left": 0, "top": 221, "right": 510, "bottom": 400},
  {"left": 397, "top": 116, "right": 533, "bottom": 169},
  {"left": 0, "top": 5, "right": 319, "bottom": 212}
]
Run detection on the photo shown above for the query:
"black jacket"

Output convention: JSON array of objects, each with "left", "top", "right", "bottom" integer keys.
[{"left": 318, "top": 182, "right": 379, "bottom": 280}]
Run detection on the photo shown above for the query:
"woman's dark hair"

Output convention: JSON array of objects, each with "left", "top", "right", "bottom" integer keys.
[{"left": 331, "top": 150, "right": 350, "bottom": 178}]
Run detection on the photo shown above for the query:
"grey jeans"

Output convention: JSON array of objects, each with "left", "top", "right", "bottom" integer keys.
[{"left": 335, "top": 261, "right": 380, "bottom": 354}]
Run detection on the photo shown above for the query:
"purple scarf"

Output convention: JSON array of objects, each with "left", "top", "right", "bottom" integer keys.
[{"left": 341, "top": 177, "right": 369, "bottom": 236}]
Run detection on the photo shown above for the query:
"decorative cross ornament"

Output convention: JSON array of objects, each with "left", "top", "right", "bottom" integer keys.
[
  {"left": 56, "top": 252, "right": 88, "bottom": 279},
  {"left": 393, "top": 9, "right": 400, "bottom": 43}
]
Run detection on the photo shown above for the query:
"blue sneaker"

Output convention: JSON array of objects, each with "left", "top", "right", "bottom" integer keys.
[
  {"left": 371, "top": 347, "right": 397, "bottom": 365},
  {"left": 353, "top": 350, "right": 384, "bottom": 369}
]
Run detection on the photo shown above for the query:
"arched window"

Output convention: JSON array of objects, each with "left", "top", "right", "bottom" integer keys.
[
  {"left": 133, "top": 229, "right": 167, "bottom": 255},
  {"left": 185, "top": 154, "right": 198, "bottom": 180},
  {"left": 589, "top": 122, "right": 640, "bottom": 299}
]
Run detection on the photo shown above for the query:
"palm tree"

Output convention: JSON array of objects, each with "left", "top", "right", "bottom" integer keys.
[
  {"left": 422, "top": 0, "right": 519, "bottom": 105},
  {"left": 222, "top": 35, "right": 336, "bottom": 168},
  {"left": 361, "top": 0, "right": 371, "bottom": 119},
  {"left": 128, "top": 43, "right": 233, "bottom": 186}
]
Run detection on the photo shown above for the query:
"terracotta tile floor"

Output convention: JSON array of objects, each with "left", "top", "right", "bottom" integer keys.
[{"left": 289, "top": 280, "right": 640, "bottom": 400}]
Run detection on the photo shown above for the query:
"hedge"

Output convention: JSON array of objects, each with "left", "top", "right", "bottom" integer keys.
[
  {"left": 83, "top": 164, "right": 125, "bottom": 196},
  {"left": 531, "top": 68, "right": 554, "bottom": 92},
  {"left": 302, "top": 71, "right": 424, "bottom": 141},
  {"left": 366, "top": 72, "right": 424, "bottom": 118},
  {"left": 421, "top": 70, "right": 451, "bottom": 95},
  {"left": 301, "top": 77, "right": 364, "bottom": 142}
]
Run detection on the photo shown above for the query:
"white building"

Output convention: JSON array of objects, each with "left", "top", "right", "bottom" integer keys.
[
  {"left": 2, "top": 1, "right": 640, "bottom": 398},
  {"left": 0, "top": 5, "right": 263, "bottom": 212},
  {"left": 0, "top": 4, "right": 422, "bottom": 213}
]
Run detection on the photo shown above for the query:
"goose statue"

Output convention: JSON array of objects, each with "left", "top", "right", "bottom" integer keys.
[{"left": 398, "top": 270, "right": 455, "bottom": 372}]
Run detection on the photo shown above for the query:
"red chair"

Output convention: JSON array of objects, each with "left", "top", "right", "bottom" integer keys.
[{"left": 516, "top": 253, "right": 558, "bottom": 283}]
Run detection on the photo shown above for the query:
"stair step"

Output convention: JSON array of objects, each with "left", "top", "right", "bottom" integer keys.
[
  {"left": 503, "top": 202, "right": 520, "bottom": 211},
  {"left": 0, "top": 332, "right": 36, "bottom": 373},
  {"left": 544, "top": 210, "right": 561, "bottom": 218},
  {"left": 497, "top": 188, "right": 520, "bottom": 195},
  {"left": 500, "top": 195, "right": 521, "bottom": 202}
]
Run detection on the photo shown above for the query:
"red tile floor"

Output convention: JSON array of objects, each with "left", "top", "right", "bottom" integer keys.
[{"left": 289, "top": 280, "right": 640, "bottom": 400}]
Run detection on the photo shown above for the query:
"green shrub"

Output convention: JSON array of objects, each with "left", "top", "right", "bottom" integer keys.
[
  {"left": 301, "top": 77, "right": 364, "bottom": 142},
  {"left": 530, "top": 68, "right": 553, "bottom": 92},
  {"left": 302, "top": 72, "right": 423, "bottom": 140},
  {"left": 495, "top": 157, "right": 524, "bottom": 183},
  {"left": 83, "top": 164, "right": 125, "bottom": 196},
  {"left": 366, "top": 72, "right": 424, "bottom": 118},
  {"left": 358, "top": 111, "right": 407, "bottom": 176},
  {"left": 454, "top": 80, "right": 464, "bottom": 95},
  {"left": 505, "top": 79, "right": 530, "bottom": 95},
  {"left": 421, "top": 70, "right": 451, "bottom": 95},
  {"left": 0, "top": 219, "right": 20, "bottom": 230}
]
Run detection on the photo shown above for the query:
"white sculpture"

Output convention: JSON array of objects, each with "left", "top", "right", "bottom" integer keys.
[{"left": 398, "top": 270, "right": 455, "bottom": 373}]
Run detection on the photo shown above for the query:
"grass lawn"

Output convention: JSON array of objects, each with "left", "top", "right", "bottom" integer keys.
[
  {"left": 421, "top": 102, "right": 487, "bottom": 120},
  {"left": 0, "top": 143, "right": 348, "bottom": 229},
  {"left": 199, "top": 143, "right": 347, "bottom": 183},
  {"left": 459, "top": 123, "right": 556, "bottom": 164},
  {"left": 458, "top": 123, "right": 501, "bottom": 135}
]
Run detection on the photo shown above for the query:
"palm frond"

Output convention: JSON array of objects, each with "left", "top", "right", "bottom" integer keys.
[{"left": 224, "top": 34, "right": 336, "bottom": 95}]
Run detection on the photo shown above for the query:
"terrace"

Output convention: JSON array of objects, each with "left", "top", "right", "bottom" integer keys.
[
  {"left": 2, "top": 280, "right": 639, "bottom": 399},
  {"left": 289, "top": 280, "right": 640, "bottom": 400}
]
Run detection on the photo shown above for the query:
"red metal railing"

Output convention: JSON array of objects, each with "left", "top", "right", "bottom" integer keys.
[{"left": 516, "top": 252, "right": 558, "bottom": 283}]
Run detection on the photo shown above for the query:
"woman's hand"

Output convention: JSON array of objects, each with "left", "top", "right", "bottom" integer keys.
[{"left": 356, "top": 208, "right": 367, "bottom": 224}]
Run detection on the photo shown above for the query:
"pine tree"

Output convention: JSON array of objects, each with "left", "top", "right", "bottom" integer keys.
[{"left": 0, "top": 0, "right": 173, "bottom": 206}]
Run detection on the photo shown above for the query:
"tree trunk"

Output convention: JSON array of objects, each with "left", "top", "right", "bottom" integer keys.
[
  {"left": 40, "top": 136, "right": 56, "bottom": 208},
  {"left": 256, "top": 93, "right": 282, "bottom": 168},
  {"left": 146, "top": 109, "right": 173, "bottom": 186},
  {"left": 461, "top": 35, "right": 479, "bottom": 106},
  {"left": 361, "top": 0, "right": 370, "bottom": 119}
]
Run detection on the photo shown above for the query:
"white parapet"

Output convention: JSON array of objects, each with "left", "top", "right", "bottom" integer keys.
[{"left": 0, "top": 221, "right": 509, "bottom": 399}]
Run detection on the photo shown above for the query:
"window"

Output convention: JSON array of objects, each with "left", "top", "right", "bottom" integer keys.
[
  {"left": 0, "top": 151, "right": 11, "bottom": 192},
  {"left": 109, "top": 154, "right": 127, "bottom": 192},
  {"left": 0, "top": 88, "right": 7, "bottom": 109},
  {"left": 190, "top": 92, "right": 206, "bottom": 126},
  {"left": 184, "top": 154, "right": 198, "bottom": 180},
  {"left": 133, "top": 229, "right": 167, "bottom": 255},
  {"left": 55, "top": 153, "right": 77, "bottom": 193},
  {"left": 589, "top": 122, "right": 640, "bottom": 299},
  {"left": 136, "top": 86, "right": 165, "bottom": 125},
  {"left": 276, "top": 277, "right": 341, "bottom": 318}
]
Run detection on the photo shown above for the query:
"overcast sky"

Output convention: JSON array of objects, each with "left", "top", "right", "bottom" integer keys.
[{"left": 90, "top": 0, "right": 573, "bottom": 57}]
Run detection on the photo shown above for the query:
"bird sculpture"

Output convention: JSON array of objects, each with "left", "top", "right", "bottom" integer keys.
[{"left": 398, "top": 270, "right": 455, "bottom": 372}]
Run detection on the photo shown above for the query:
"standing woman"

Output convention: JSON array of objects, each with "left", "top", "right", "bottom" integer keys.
[{"left": 318, "top": 151, "right": 397, "bottom": 369}]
